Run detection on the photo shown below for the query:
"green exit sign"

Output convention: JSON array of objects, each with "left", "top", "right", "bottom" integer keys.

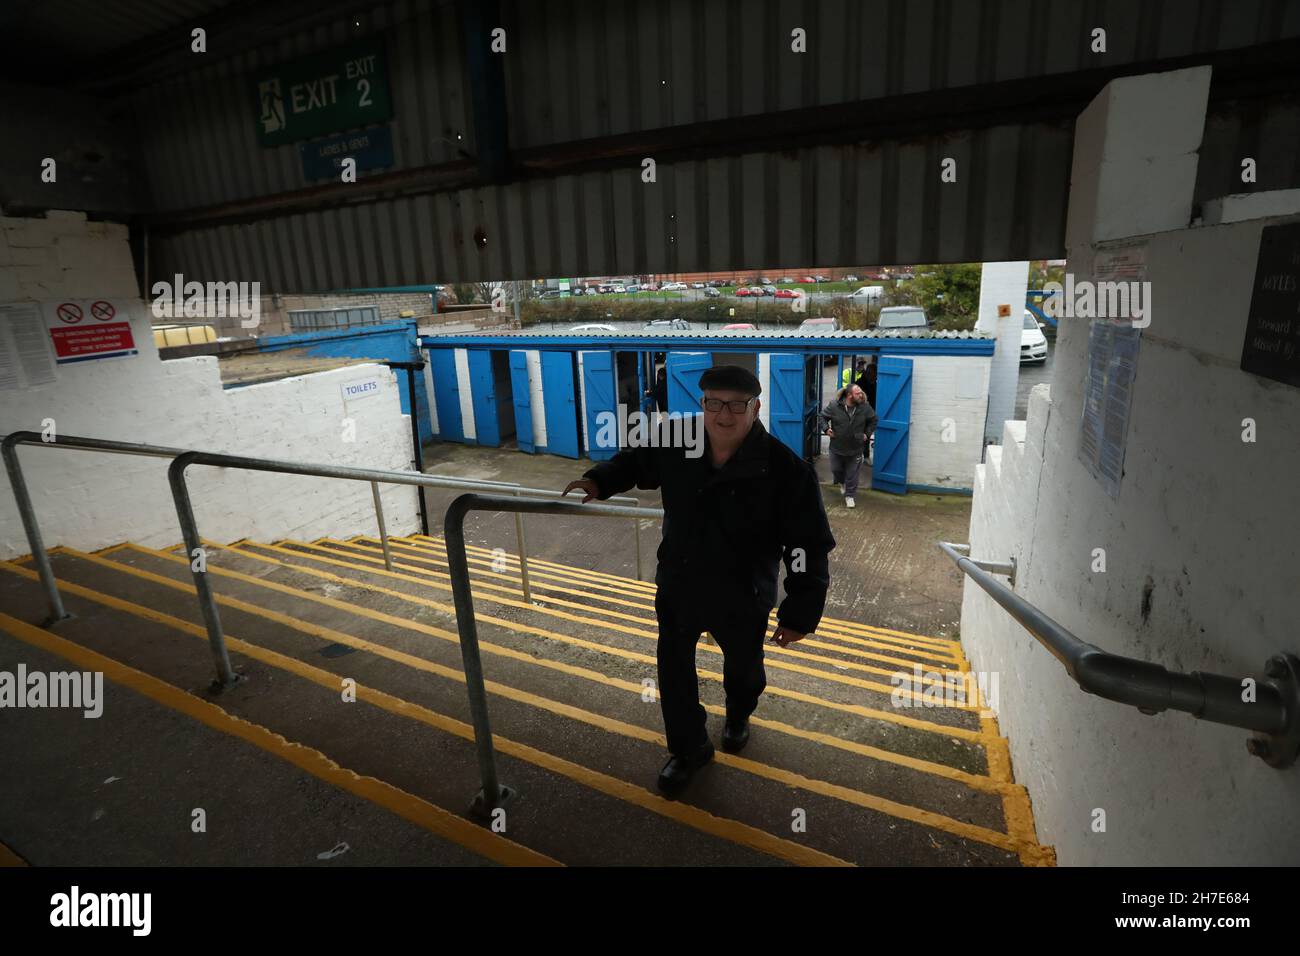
[{"left": 254, "top": 40, "right": 392, "bottom": 147}]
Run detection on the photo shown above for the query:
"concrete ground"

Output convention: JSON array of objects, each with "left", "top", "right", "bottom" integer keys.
[{"left": 419, "top": 438, "right": 973, "bottom": 640}]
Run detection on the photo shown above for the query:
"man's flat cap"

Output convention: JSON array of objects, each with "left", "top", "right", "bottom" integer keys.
[{"left": 698, "top": 364, "right": 761, "bottom": 396}]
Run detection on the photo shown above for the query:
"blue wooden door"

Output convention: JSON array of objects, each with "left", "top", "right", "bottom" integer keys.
[
  {"left": 666, "top": 352, "right": 712, "bottom": 415},
  {"left": 428, "top": 349, "right": 464, "bottom": 443},
  {"left": 468, "top": 349, "right": 500, "bottom": 447},
  {"left": 871, "top": 356, "right": 912, "bottom": 494},
  {"left": 581, "top": 350, "right": 618, "bottom": 461},
  {"left": 541, "top": 351, "right": 580, "bottom": 458},
  {"left": 509, "top": 350, "right": 535, "bottom": 453},
  {"left": 768, "top": 353, "right": 804, "bottom": 455}
]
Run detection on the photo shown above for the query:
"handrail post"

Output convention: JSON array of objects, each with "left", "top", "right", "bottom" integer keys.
[
  {"left": 168, "top": 453, "right": 240, "bottom": 689},
  {"left": 371, "top": 481, "right": 394, "bottom": 571},
  {"left": 512, "top": 489, "right": 532, "bottom": 603},
  {"left": 445, "top": 493, "right": 512, "bottom": 817},
  {"left": 1, "top": 434, "right": 72, "bottom": 626}
]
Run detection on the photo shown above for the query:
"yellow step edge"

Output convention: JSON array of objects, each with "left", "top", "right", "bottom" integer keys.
[
  {"left": 0, "top": 605, "right": 556, "bottom": 867},
  {"left": 359, "top": 536, "right": 966, "bottom": 670},
  {"left": 0, "top": 565, "right": 849, "bottom": 868},
  {"left": 404, "top": 532, "right": 964, "bottom": 651},
  {"left": 283, "top": 539, "right": 983, "bottom": 712},
  {"left": 70, "top": 546, "right": 1043, "bottom": 856},
  {"left": 191, "top": 540, "right": 1000, "bottom": 744}
]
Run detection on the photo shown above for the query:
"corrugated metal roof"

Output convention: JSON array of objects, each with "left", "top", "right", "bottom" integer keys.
[{"left": 113, "top": 0, "right": 1300, "bottom": 286}]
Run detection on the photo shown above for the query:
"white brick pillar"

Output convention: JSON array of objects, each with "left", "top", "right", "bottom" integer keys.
[
  {"left": 978, "top": 260, "right": 1029, "bottom": 443},
  {"left": 1065, "top": 66, "right": 1211, "bottom": 255}
]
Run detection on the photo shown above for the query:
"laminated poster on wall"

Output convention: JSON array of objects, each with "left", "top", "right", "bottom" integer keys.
[
  {"left": 0, "top": 301, "right": 58, "bottom": 390},
  {"left": 1078, "top": 318, "right": 1141, "bottom": 500}
]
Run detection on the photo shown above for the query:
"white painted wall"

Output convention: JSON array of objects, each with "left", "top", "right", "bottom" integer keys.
[
  {"left": 525, "top": 350, "right": 547, "bottom": 449},
  {"left": 0, "top": 212, "right": 418, "bottom": 559},
  {"left": 963, "top": 72, "right": 1300, "bottom": 863},
  {"left": 757, "top": 354, "right": 771, "bottom": 428},
  {"left": 904, "top": 354, "right": 991, "bottom": 490},
  {"left": 453, "top": 348, "right": 476, "bottom": 441}
]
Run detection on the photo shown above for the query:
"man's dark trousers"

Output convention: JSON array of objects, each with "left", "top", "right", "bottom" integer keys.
[{"left": 654, "top": 585, "right": 768, "bottom": 756}]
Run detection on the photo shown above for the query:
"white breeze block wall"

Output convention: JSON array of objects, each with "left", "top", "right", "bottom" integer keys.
[
  {"left": 962, "top": 215, "right": 1300, "bottom": 865},
  {"left": 1, "top": 213, "right": 418, "bottom": 558},
  {"left": 905, "top": 354, "right": 990, "bottom": 491}
]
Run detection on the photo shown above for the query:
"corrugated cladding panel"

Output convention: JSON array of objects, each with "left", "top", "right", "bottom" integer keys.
[{"left": 135, "top": 0, "right": 1300, "bottom": 288}]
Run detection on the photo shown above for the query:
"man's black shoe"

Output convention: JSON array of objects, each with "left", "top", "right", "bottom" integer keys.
[
  {"left": 657, "top": 741, "right": 715, "bottom": 797},
  {"left": 721, "top": 717, "right": 750, "bottom": 753}
]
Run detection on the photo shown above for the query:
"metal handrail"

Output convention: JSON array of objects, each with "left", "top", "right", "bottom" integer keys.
[
  {"left": 445, "top": 493, "right": 666, "bottom": 816},
  {"left": 939, "top": 541, "right": 1300, "bottom": 769},
  {"left": 2, "top": 430, "right": 647, "bottom": 682}
]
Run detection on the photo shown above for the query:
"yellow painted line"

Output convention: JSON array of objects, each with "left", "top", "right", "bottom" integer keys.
[
  {"left": 0, "top": 565, "right": 849, "bottom": 867},
  {"left": 403, "top": 535, "right": 967, "bottom": 660},
  {"left": 137, "top": 540, "right": 996, "bottom": 743},
  {"left": 365, "top": 536, "right": 967, "bottom": 669},
  {"left": 0, "top": 840, "right": 28, "bottom": 866},
  {"left": 403, "top": 533, "right": 964, "bottom": 652},
  {"left": 297, "top": 538, "right": 980, "bottom": 709},
  {"left": 85, "top": 546, "right": 1028, "bottom": 813},
  {"left": 69, "top": 550, "right": 1039, "bottom": 853},
  {"left": 95, "top": 544, "right": 131, "bottom": 556},
  {"left": 0, "top": 605, "right": 556, "bottom": 867}
]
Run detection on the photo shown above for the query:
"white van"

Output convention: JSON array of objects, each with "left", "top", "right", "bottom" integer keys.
[{"left": 847, "top": 285, "right": 885, "bottom": 302}]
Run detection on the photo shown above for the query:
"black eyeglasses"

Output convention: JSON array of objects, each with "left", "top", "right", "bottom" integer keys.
[{"left": 701, "top": 397, "right": 755, "bottom": 413}]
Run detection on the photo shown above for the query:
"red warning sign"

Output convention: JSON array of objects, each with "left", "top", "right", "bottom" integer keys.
[{"left": 44, "top": 299, "right": 137, "bottom": 364}]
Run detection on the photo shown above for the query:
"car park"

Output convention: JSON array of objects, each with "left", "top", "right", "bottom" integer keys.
[
  {"left": 877, "top": 306, "right": 928, "bottom": 329},
  {"left": 1021, "top": 310, "right": 1049, "bottom": 363}
]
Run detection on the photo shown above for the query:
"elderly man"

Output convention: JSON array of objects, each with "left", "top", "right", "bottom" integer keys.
[
  {"left": 564, "top": 365, "right": 835, "bottom": 797},
  {"left": 820, "top": 384, "right": 877, "bottom": 508}
]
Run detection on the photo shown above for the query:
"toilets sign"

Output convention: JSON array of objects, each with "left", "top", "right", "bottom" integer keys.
[{"left": 255, "top": 41, "right": 392, "bottom": 147}]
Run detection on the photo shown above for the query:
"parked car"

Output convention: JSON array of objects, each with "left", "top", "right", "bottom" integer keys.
[
  {"left": 778, "top": 277, "right": 793, "bottom": 284},
  {"left": 800, "top": 275, "right": 816, "bottom": 283},
  {"left": 610, "top": 284, "right": 627, "bottom": 294},
  {"left": 641, "top": 282, "right": 659, "bottom": 291},
  {"left": 761, "top": 285, "right": 776, "bottom": 296},
  {"left": 847, "top": 285, "right": 885, "bottom": 301},
  {"left": 843, "top": 274, "right": 858, "bottom": 282},
  {"left": 709, "top": 279, "right": 727, "bottom": 287},
  {"left": 721, "top": 322, "right": 757, "bottom": 331},
  {"left": 735, "top": 287, "right": 754, "bottom": 297},
  {"left": 774, "top": 287, "right": 803, "bottom": 299},
  {"left": 660, "top": 281, "right": 686, "bottom": 291},
  {"left": 690, "top": 282, "right": 706, "bottom": 289},
  {"left": 538, "top": 289, "right": 562, "bottom": 300},
  {"left": 703, "top": 287, "right": 721, "bottom": 297},
  {"left": 798, "top": 317, "right": 839, "bottom": 333},
  {"left": 877, "top": 306, "right": 928, "bottom": 329},
  {"left": 645, "top": 318, "right": 692, "bottom": 330},
  {"left": 625, "top": 284, "right": 641, "bottom": 293},
  {"left": 758, "top": 277, "right": 772, "bottom": 285},
  {"left": 814, "top": 274, "right": 830, "bottom": 282},
  {"left": 1021, "top": 310, "right": 1049, "bottom": 364},
  {"left": 569, "top": 324, "right": 617, "bottom": 332}
]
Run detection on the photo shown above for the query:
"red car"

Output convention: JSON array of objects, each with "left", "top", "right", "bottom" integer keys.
[
  {"left": 800, "top": 275, "right": 817, "bottom": 283},
  {"left": 735, "top": 287, "right": 753, "bottom": 297},
  {"left": 774, "top": 288, "right": 803, "bottom": 299}
]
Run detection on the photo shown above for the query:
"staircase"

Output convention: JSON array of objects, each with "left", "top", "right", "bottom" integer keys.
[{"left": 0, "top": 532, "right": 1055, "bottom": 866}]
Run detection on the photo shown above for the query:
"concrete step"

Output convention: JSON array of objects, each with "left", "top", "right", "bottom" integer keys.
[{"left": 0, "top": 541, "right": 1054, "bottom": 866}]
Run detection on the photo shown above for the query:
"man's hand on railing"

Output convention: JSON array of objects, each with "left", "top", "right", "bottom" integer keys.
[{"left": 562, "top": 478, "right": 600, "bottom": 503}]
